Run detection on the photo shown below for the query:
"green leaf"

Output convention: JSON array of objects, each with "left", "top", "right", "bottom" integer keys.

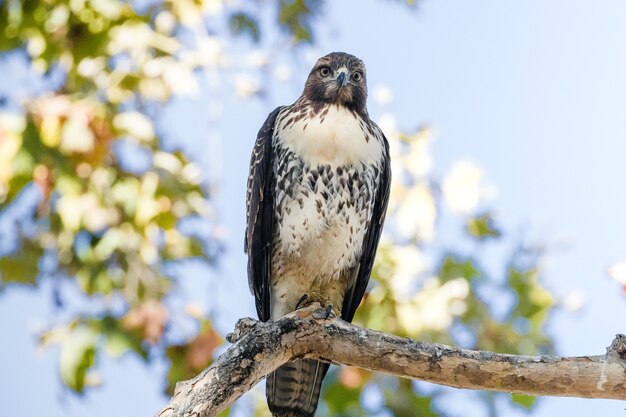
[
  {"left": 229, "top": 12, "right": 260, "bottom": 42},
  {"left": 60, "top": 326, "right": 98, "bottom": 392},
  {"left": 104, "top": 330, "right": 135, "bottom": 357},
  {"left": 467, "top": 213, "right": 501, "bottom": 240},
  {"left": 216, "top": 408, "right": 231, "bottom": 417},
  {"left": 165, "top": 323, "right": 222, "bottom": 394},
  {"left": 323, "top": 372, "right": 362, "bottom": 415},
  {"left": 438, "top": 255, "right": 481, "bottom": 282},
  {"left": 278, "top": 0, "right": 316, "bottom": 42},
  {"left": 509, "top": 267, "right": 553, "bottom": 320},
  {"left": 408, "top": 395, "right": 442, "bottom": 417},
  {"left": 382, "top": 379, "right": 442, "bottom": 417},
  {"left": 95, "top": 316, "right": 148, "bottom": 360},
  {"left": 0, "top": 241, "right": 43, "bottom": 286},
  {"left": 511, "top": 393, "right": 537, "bottom": 410}
]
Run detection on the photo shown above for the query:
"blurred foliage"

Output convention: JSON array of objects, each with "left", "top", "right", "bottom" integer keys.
[
  {"left": 166, "top": 318, "right": 223, "bottom": 394},
  {"left": 0, "top": 0, "right": 561, "bottom": 416},
  {"left": 0, "top": 0, "right": 233, "bottom": 395}
]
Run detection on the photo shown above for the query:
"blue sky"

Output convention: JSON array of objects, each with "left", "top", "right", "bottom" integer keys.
[{"left": 2, "top": 1, "right": 626, "bottom": 416}]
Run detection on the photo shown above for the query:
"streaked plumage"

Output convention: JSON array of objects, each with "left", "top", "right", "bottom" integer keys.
[{"left": 245, "top": 52, "right": 391, "bottom": 417}]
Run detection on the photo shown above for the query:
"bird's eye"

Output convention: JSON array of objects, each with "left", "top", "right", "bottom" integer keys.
[
  {"left": 352, "top": 72, "right": 363, "bottom": 82},
  {"left": 319, "top": 66, "right": 331, "bottom": 77}
]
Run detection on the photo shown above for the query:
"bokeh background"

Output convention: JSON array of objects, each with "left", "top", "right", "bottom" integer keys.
[{"left": 1, "top": 1, "right": 626, "bottom": 416}]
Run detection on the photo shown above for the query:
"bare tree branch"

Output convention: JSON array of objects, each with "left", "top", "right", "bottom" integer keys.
[{"left": 157, "top": 305, "right": 626, "bottom": 417}]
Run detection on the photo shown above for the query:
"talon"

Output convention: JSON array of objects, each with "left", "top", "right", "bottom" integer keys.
[
  {"left": 323, "top": 304, "right": 333, "bottom": 320},
  {"left": 313, "top": 304, "right": 335, "bottom": 320},
  {"left": 295, "top": 293, "right": 309, "bottom": 310}
]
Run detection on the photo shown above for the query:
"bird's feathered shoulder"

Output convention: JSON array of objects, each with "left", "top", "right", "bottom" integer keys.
[{"left": 245, "top": 106, "right": 284, "bottom": 322}]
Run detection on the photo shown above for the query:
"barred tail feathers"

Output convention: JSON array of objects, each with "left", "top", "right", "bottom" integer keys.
[{"left": 267, "top": 358, "right": 329, "bottom": 417}]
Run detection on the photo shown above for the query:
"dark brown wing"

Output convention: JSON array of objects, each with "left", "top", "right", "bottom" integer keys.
[
  {"left": 245, "top": 106, "right": 283, "bottom": 322},
  {"left": 341, "top": 130, "right": 391, "bottom": 323}
]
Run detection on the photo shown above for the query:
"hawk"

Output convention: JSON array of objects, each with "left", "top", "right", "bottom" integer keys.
[{"left": 245, "top": 52, "right": 391, "bottom": 417}]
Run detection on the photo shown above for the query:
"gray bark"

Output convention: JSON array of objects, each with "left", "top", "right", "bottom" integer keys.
[{"left": 157, "top": 305, "right": 626, "bottom": 417}]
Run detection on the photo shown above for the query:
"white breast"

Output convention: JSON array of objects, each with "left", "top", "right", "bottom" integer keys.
[{"left": 277, "top": 105, "right": 383, "bottom": 167}]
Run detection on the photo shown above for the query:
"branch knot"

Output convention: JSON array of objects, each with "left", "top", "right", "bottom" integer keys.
[
  {"left": 608, "top": 334, "right": 626, "bottom": 361},
  {"left": 226, "top": 317, "right": 259, "bottom": 343}
]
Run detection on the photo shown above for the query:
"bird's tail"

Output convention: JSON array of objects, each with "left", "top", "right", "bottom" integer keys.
[{"left": 266, "top": 358, "right": 329, "bottom": 417}]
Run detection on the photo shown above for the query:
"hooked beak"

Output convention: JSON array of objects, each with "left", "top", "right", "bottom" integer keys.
[{"left": 336, "top": 72, "right": 348, "bottom": 87}]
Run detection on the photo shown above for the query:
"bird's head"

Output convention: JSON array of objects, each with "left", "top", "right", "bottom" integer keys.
[{"left": 303, "top": 52, "right": 368, "bottom": 113}]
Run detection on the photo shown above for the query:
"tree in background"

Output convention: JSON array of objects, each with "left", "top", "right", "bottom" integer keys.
[{"left": 0, "top": 1, "right": 573, "bottom": 415}]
